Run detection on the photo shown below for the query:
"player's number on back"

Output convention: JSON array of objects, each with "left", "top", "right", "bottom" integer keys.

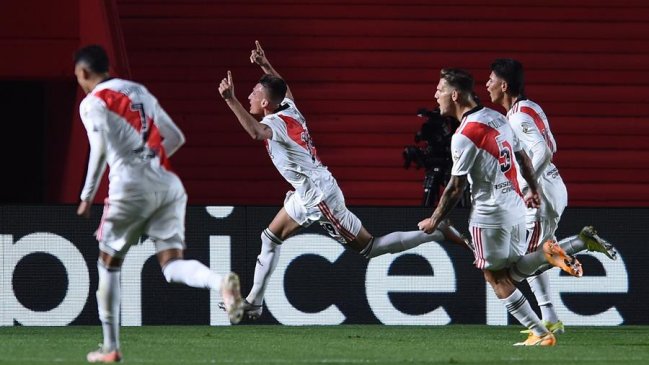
[
  {"left": 497, "top": 140, "right": 513, "bottom": 173},
  {"left": 130, "top": 103, "right": 150, "bottom": 144}
]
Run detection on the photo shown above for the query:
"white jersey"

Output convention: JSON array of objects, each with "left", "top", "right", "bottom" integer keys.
[
  {"left": 261, "top": 98, "right": 335, "bottom": 208},
  {"left": 79, "top": 78, "right": 185, "bottom": 201},
  {"left": 508, "top": 99, "right": 566, "bottom": 218},
  {"left": 451, "top": 106, "right": 526, "bottom": 226}
]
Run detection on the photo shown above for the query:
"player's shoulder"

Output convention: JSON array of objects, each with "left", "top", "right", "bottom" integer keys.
[
  {"left": 510, "top": 98, "right": 544, "bottom": 116},
  {"left": 81, "top": 91, "right": 107, "bottom": 112},
  {"left": 464, "top": 107, "right": 508, "bottom": 131},
  {"left": 92, "top": 78, "right": 150, "bottom": 97}
]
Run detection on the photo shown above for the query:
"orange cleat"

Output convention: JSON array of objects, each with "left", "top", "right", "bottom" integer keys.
[
  {"left": 87, "top": 346, "right": 122, "bottom": 363},
  {"left": 514, "top": 332, "right": 556, "bottom": 346},
  {"left": 543, "top": 240, "right": 583, "bottom": 277}
]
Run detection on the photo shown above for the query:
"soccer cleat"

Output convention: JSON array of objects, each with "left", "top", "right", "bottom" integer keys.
[
  {"left": 219, "top": 299, "right": 263, "bottom": 320},
  {"left": 543, "top": 240, "right": 583, "bottom": 277},
  {"left": 545, "top": 320, "right": 565, "bottom": 334},
  {"left": 514, "top": 332, "right": 556, "bottom": 346},
  {"left": 242, "top": 300, "right": 263, "bottom": 320},
  {"left": 220, "top": 272, "right": 244, "bottom": 324},
  {"left": 438, "top": 220, "right": 475, "bottom": 253},
  {"left": 579, "top": 226, "right": 618, "bottom": 260},
  {"left": 87, "top": 345, "right": 122, "bottom": 363},
  {"left": 521, "top": 320, "right": 565, "bottom": 335}
]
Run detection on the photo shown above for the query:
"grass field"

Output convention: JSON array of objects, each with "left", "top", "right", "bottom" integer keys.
[{"left": 1, "top": 325, "right": 648, "bottom": 364}]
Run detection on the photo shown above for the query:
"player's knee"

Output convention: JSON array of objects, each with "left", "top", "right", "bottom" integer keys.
[
  {"left": 162, "top": 260, "right": 180, "bottom": 283},
  {"left": 261, "top": 228, "right": 283, "bottom": 247},
  {"left": 483, "top": 269, "right": 511, "bottom": 287}
]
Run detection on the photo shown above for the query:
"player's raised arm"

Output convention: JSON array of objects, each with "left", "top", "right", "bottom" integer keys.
[
  {"left": 219, "top": 70, "right": 272, "bottom": 141},
  {"left": 250, "top": 40, "right": 294, "bottom": 101}
]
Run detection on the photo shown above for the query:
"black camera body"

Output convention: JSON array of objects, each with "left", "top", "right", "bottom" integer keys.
[{"left": 403, "top": 108, "right": 459, "bottom": 206}]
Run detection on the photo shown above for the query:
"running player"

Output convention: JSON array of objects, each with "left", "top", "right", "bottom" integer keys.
[
  {"left": 218, "top": 41, "right": 468, "bottom": 320},
  {"left": 74, "top": 45, "right": 243, "bottom": 363},
  {"left": 486, "top": 58, "right": 618, "bottom": 334},
  {"left": 417, "top": 68, "right": 583, "bottom": 346}
]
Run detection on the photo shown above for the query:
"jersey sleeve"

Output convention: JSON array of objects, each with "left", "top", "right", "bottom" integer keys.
[
  {"left": 79, "top": 97, "right": 108, "bottom": 202},
  {"left": 260, "top": 98, "right": 298, "bottom": 142},
  {"left": 509, "top": 113, "right": 546, "bottom": 154},
  {"left": 261, "top": 114, "right": 288, "bottom": 143},
  {"left": 510, "top": 112, "right": 551, "bottom": 176},
  {"left": 450, "top": 134, "right": 478, "bottom": 176}
]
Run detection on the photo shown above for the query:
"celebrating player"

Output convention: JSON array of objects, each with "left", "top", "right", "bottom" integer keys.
[
  {"left": 417, "top": 68, "right": 583, "bottom": 346},
  {"left": 486, "top": 58, "right": 618, "bottom": 335},
  {"left": 218, "top": 41, "right": 468, "bottom": 320}
]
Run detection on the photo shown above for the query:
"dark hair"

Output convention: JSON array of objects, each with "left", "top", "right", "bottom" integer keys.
[
  {"left": 259, "top": 74, "right": 287, "bottom": 105},
  {"left": 440, "top": 68, "right": 475, "bottom": 96},
  {"left": 490, "top": 58, "right": 525, "bottom": 97},
  {"left": 74, "top": 45, "right": 110, "bottom": 74}
]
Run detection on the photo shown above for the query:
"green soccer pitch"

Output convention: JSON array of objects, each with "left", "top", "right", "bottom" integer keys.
[{"left": 1, "top": 325, "right": 648, "bottom": 364}]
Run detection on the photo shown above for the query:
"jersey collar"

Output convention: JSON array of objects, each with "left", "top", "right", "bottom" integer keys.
[{"left": 461, "top": 104, "right": 484, "bottom": 121}]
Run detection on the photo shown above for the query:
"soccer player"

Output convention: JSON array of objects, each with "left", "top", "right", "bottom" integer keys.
[
  {"left": 417, "top": 68, "right": 583, "bottom": 346},
  {"left": 218, "top": 41, "right": 468, "bottom": 320},
  {"left": 486, "top": 58, "right": 618, "bottom": 334},
  {"left": 74, "top": 45, "right": 243, "bottom": 363}
]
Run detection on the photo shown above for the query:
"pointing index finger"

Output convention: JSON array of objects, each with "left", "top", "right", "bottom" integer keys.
[
  {"left": 255, "top": 40, "right": 262, "bottom": 52},
  {"left": 227, "top": 70, "right": 232, "bottom": 84}
]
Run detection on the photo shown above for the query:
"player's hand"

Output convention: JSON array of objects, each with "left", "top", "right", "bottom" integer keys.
[
  {"left": 524, "top": 188, "right": 541, "bottom": 209},
  {"left": 219, "top": 70, "right": 235, "bottom": 100},
  {"left": 77, "top": 200, "right": 92, "bottom": 218},
  {"left": 417, "top": 218, "right": 438, "bottom": 234},
  {"left": 250, "top": 40, "right": 268, "bottom": 66}
]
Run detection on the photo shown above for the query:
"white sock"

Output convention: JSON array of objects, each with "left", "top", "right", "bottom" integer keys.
[
  {"left": 97, "top": 261, "right": 121, "bottom": 352},
  {"left": 508, "top": 249, "right": 547, "bottom": 282},
  {"left": 557, "top": 235, "right": 586, "bottom": 255},
  {"left": 246, "top": 228, "right": 282, "bottom": 306},
  {"left": 362, "top": 230, "right": 444, "bottom": 258},
  {"left": 163, "top": 259, "right": 221, "bottom": 290},
  {"left": 527, "top": 271, "right": 559, "bottom": 323},
  {"left": 501, "top": 289, "right": 547, "bottom": 336}
]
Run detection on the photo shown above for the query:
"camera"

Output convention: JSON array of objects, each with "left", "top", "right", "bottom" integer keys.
[{"left": 403, "top": 108, "right": 459, "bottom": 206}]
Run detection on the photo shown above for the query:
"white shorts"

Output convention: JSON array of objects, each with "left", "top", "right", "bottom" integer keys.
[
  {"left": 96, "top": 187, "right": 186, "bottom": 259},
  {"left": 283, "top": 187, "right": 362, "bottom": 244},
  {"left": 470, "top": 222, "right": 526, "bottom": 271},
  {"left": 525, "top": 214, "right": 561, "bottom": 253},
  {"left": 524, "top": 173, "right": 566, "bottom": 253}
]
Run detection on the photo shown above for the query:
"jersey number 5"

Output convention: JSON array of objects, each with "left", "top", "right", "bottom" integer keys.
[{"left": 497, "top": 139, "right": 513, "bottom": 173}]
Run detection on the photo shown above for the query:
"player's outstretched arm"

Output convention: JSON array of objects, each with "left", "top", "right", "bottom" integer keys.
[
  {"left": 418, "top": 175, "right": 467, "bottom": 234},
  {"left": 219, "top": 70, "right": 272, "bottom": 141},
  {"left": 250, "top": 40, "right": 294, "bottom": 101}
]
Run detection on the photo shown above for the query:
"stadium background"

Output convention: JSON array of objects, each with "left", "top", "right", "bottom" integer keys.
[{"left": 1, "top": 0, "right": 648, "bottom": 326}]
